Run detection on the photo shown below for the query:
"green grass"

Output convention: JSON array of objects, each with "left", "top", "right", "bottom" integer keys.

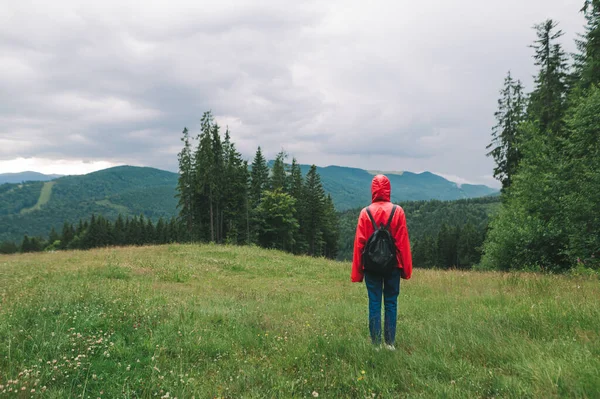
[
  {"left": 20, "top": 182, "right": 55, "bottom": 215},
  {"left": 0, "top": 245, "right": 598, "bottom": 398}
]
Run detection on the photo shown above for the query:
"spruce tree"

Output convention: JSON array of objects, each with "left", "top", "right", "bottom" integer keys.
[
  {"left": 303, "top": 165, "right": 326, "bottom": 256},
  {"left": 250, "top": 146, "right": 270, "bottom": 207},
  {"left": 194, "top": 111, "right": 216, "bottom": 242},
  {"left": 175, "top": 127, "right": 195, "bottom": 238},
  {"left": 573, "top": 1, "right": 600, "bottom": 91},
  {"left": 486, "top": 71, "right": 526, "bottom": 191},
  {"left": 288, "top": 158, "right": 307, "bottom": 253},
  {"left": 211, "top": 122, "right": 224, "bottom": 242},
  {"left": 60, "top": 222, "right": 75, "bottom": 249},
  {"left": 527, "top": 19, "right": 569, "bottom": 136},
  {"left": 270, "top": 150, "right": 288, "bottom": 193},
  {"left": 321, "top": 194, "right": 340, "bottom": 259}
]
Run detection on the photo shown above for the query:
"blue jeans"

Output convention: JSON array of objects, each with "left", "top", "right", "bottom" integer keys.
[{"left": 364, "top": 268, "right": 401, "bottom": 345}]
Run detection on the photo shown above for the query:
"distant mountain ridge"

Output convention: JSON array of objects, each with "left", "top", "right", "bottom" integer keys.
[
  {"left": 0, "top": 171, "right": 63, "bottom": 184},
  {"left": 0, "top": 164, "right": 498, "bottom": 242}
]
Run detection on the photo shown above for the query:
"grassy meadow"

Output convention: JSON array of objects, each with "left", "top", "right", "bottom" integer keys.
[{"left": 0, "top": 244, "right": 598, "bottom": 398}]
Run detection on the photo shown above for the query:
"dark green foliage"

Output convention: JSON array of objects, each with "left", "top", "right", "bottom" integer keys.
[
  {"left": 487, "top": 71, "right": 526, "bottom": 190},
  {"left": 527, "top": 19, "right": 569, "bottom": 136},
  {"left": 270, "top": 151, "right": 289, "bottom": 193},
  {"left": 573, "top": 1, "right": 600, "bottom": 91},
  {"left": 255, "top": 189, "right": 299, "bottom": 251},
  {"left": 250, "top": 146, "right": 270, "bottom": 208},
  {"left": 175, "top": 127, "right": 195, "bottom": 237},
  {"left": 303, "top": 165, "right": 326, "bottom": 256},
  {"left": 483, "top": 5, "right": 600, "bottom": 272},
  {"left": 0, "top": 181, "right": 44, "bottom": 215},
  {"left": 0, "top": 241, "right": 18, "bottom": 254}
]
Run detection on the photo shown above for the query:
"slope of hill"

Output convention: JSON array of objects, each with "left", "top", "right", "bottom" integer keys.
[
  {"left": 0, "top": 164, "right": 497, "bottom": 242},
  {"left": 0, "top": 166, "right": 179, "bottom": 242},
  {"left": 0, "top": 171, "right": 62, "bottom": 184},
  {"left": 1, "top": 244, "right": 598, "bottom": 397}
]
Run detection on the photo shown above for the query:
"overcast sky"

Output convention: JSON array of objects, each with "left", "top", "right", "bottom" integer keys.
[{"left": 0, "top": 0, "right": 587, "bottom": 186}]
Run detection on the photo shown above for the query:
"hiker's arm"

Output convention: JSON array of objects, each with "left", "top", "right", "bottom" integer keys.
[
  {"left": 395, "top": 209, "right": 413, "bottom": 280},
  {"left": 351, "top": 209, "right": 368, "bottom": 283}
]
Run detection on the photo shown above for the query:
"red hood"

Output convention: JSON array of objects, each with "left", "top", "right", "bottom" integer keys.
[{"left": 371, "top": 174, "right": 391, "bottom": 202}]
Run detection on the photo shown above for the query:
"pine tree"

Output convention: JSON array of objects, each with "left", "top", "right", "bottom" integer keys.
[
  {"left": 195, "top": 111, "right": 216, "bottom": 242},
  {"left": 48, "top": 227, "right": 60, "bottom": 245},
  {"left": 221, "top": 129, "right": 250, "bottom": 244},
  {"left": 303, "top": 165, "right": 326, "bottom": 256},
  {"left": 270, "top": 150, "right": 288, "bottom": 192},
  {"left": 250, "top": 146, "right": 270, "bottom": 206},
  {"left": 60, "top": 222, "right": 75, "bottom": 249},
  {"left": 527, "top": 19, "right": 569, "bottom": 136},
  {"left": 175, "top": 127, "right": 196, "bottom": 238},
  {"left": 114, "top": 214, "right": 125, "bottom": 246},
  {"left": 289, "top": 158, "right": 307, "bottom": 253},
  {"left": 21, "top": 235, "right": 31, "bottom": 253},
  {"left": 321, "top": 194, "right": 340, "bottom": 259},
  {"left": 486, "top": 71, "right": 526, "bottom": 191},
  {"left": 573, "top": 1, "right": 600, "bottom": 91},
  {"left": 211, "top": 122, "right": 224, "bottom": 242}
]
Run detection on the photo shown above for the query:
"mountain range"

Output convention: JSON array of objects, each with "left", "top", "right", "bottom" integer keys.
[
  {"left": 0, "top": 164, "right": 497, "bottom": 242},
  {"left": 0, "top": 171, "right": 63, "bottom": 184}
]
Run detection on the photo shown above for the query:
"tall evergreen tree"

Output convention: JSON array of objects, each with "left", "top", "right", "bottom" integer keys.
[
  {"left": 250, "top": 146, "right": 270, "bottom": 207},
  {"left": 288, "top": 158, "right": 307, "bottom": 253},
  {"left": 211, "top": 122, "right": 224, "bottom": 242},
  {"left": 60, "top": 222, "right": 75, "bottom": 249},
  {"left": 573, "top": 1, "right": 600, "bottom": 91},
  {"left": 486, "top": 71, "right": 526, "bottom": 191},
  {"left": 175, "top": 127, "right": 195, "bottom": 238},
  {"left": 321, "top": 194, "right": 340, "bottom": 259},
  {"left": 270, "top": 150, "right": 288, "bottom": 193},
  {"left": 527, "top": 19, "right": 569, "bottom": 136},
  {"left": 194, "top": 111, "right": 216, "bottom": 242},
  {"left": 221, "top": 129, "right": 250, "bottom": 244},
  {"left": 303, "top": 165, "right": 326, "bottom": 256}
]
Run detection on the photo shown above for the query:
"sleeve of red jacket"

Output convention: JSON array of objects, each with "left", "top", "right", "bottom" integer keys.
[
  {"left": 351, "top": 209, "right": 368, "bottom": 282},
  {"left": 395, "top": 208, "right": 413, "bottom": 280}
]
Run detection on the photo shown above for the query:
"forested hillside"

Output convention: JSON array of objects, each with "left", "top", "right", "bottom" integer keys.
[
  {"left": 0, "top": 167, "right": 179, "bottom": 242},
  {"left": 0, "top": 164, "right": 497, "bottom": 244}
]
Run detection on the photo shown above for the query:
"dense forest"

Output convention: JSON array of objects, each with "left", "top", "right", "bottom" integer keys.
[{"left": 482, "top": 0, "right": 600, "bottom": 272}]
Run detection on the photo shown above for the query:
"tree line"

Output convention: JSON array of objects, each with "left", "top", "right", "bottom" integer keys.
[
  {"left": 175, "top": 111, "right": 338, "bottom": 258},
  {"left": 1, "top": 111, "right": 339, "bottom": 258},
  {"left": 0, "top": 214, "right": 184, "bottom": 254},
  {"left": 483, "top": 0, "right": 600, "bottom": 272}
]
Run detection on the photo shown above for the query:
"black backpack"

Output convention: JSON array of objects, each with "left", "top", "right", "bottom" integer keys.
[{"left": 362, "top": 205, "right": 398, "bottom": 276}]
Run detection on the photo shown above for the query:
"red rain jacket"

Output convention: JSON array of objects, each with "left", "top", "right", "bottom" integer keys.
[{"left": 351, "top": 175, "right": 413, "bottom": 282}]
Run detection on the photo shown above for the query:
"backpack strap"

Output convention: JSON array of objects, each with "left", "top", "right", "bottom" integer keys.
[
  {"left": 385, "top": 205, "right": 398, "bottom": 231},
  {"left": 365, "top": 207, "right": 378, "bottom": 230}
]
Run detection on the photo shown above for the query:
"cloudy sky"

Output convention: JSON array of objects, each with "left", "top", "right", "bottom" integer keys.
[{"left": 0, "top": 0, "right": 587, "bottom": 186}]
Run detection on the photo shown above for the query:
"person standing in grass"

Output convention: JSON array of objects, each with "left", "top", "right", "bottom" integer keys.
[{"left": 351, "top": 174, "right": 413, "bottom": 350}]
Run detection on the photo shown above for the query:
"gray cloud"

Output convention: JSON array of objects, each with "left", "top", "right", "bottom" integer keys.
[{"left": 0, "top": 0, "right": 587, "bottom": 185}]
